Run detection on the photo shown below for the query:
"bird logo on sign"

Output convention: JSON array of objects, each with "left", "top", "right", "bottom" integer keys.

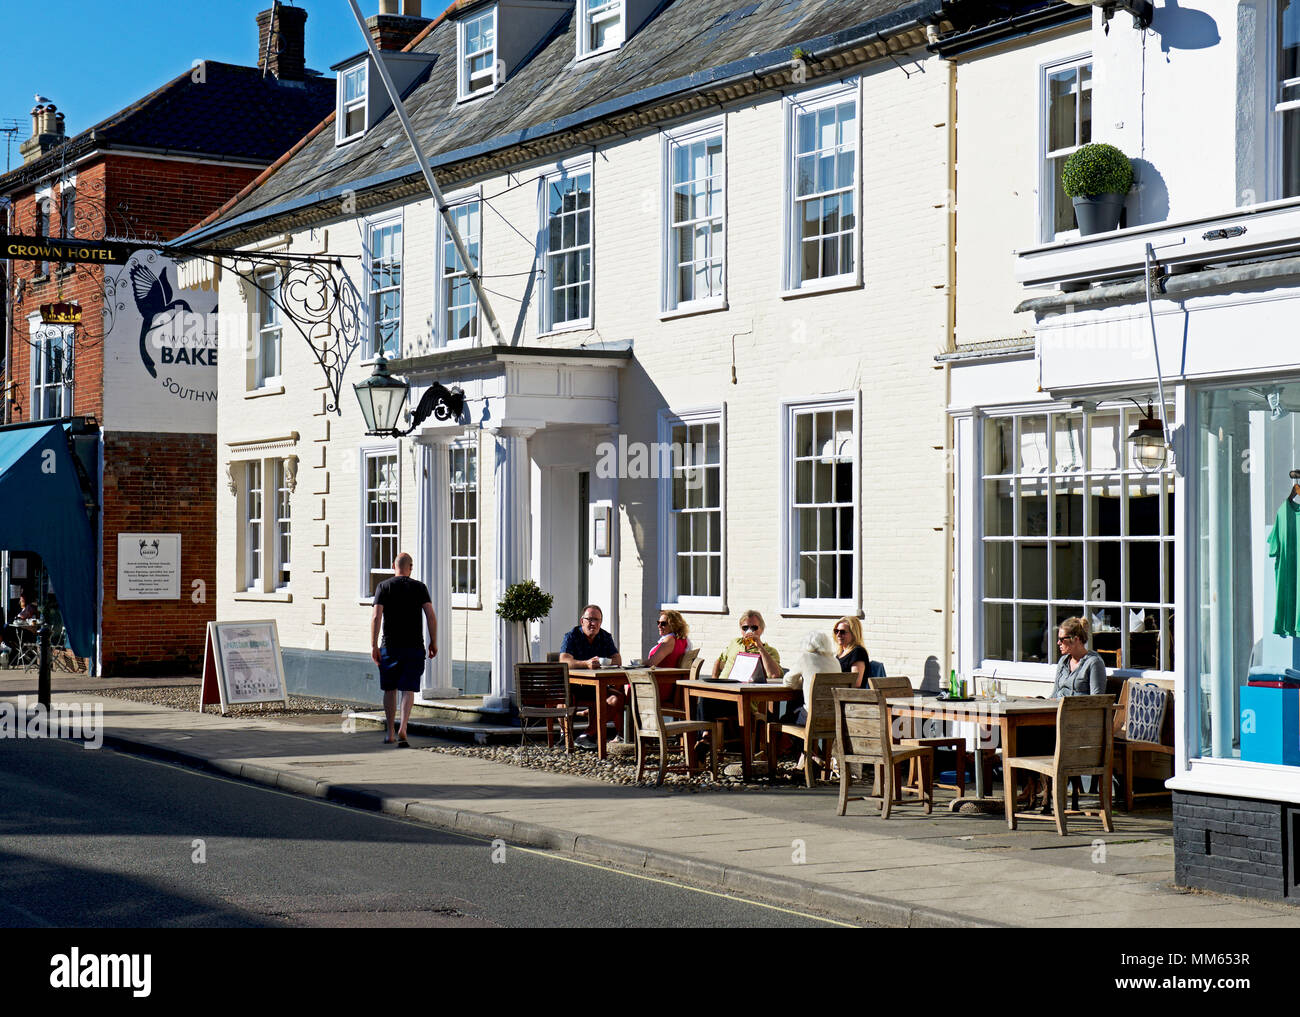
[{"left": 130, "top": 262, "right": 192, "bottom": 379}]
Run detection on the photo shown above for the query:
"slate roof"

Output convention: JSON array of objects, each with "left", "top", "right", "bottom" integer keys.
[
  {"left": 188, "top": 0, "right": 941, "bottom": 244},
  {"left": 0, "top": 63, "right": 335, "bottom": 193}
]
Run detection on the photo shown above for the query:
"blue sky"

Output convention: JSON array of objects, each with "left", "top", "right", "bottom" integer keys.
[{"left": 0, "top": 1, "right": 381, "bottom": 170}]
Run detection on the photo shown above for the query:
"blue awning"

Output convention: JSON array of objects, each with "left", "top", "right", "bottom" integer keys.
[{"left": 0, "top": 424, "right": 97, "bottom": 657}]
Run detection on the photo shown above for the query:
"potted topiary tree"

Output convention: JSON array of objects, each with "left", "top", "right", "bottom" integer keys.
[
  {"left": 495, "top": 579, "right": 554, "bottom": 663},
  {"left": 1061, "top": 142, "right": 1135, "bottom": 236}
]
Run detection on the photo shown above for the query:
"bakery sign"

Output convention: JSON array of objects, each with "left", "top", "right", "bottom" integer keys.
[{"left": 117, "top": 533, "right": 181, "bottom": 600}]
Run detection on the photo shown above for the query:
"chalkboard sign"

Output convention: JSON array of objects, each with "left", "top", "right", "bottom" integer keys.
[{"left": 199, "top": 620, "right": 288, "bottom": 715}]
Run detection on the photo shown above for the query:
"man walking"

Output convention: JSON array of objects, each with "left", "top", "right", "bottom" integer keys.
[{"left": 371, "top": 552, "right": 437, "bottom": 747}]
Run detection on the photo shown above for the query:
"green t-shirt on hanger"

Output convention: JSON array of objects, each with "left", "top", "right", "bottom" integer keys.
[{"left": 1267, "top": 501, "right": 1300, "bottom": 637}]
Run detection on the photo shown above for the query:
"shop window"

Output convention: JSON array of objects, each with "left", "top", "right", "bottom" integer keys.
[
  {"left": 981, "top": 407, "right": 1175, "bottom": 670},
  {"left": 1196, "top": 383, "right": 1300, "bottom": 763}
]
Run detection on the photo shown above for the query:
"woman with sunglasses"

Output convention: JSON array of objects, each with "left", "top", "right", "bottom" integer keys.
[
  {"left": 832, "top": 616, "right": 871, "bottom": 689},
  {"left": 605, "top": 610, "right": 690, "bottom": 716},
  {"left": 712, "top": 610, "right": 782, "bottom": 682}
]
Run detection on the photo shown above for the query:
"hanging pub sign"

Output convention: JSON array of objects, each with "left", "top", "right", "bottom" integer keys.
[
  {"left": 40, "top": 301, "right": 82, "bottom": 325},
  {"left": 0, "top": 233, "right": 135, "bottom": 266}
]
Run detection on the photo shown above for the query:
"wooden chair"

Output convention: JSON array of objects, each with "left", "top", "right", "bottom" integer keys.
[
  {"left": 679, "top": 646, "right": 700, "bottom": 669},
  {"left": 1004, "top": 694, "right": 1116, "bottom": 836},
  {"left": 766, "top": 672, "right": 855, "bottom": 787},
  {"left": 868, "top": 675, "right": 968, "bottom": 796},
  {"left": 832, "top": 688, "right": 933, "bottom": 818},
  {"left": 1112, "top": 681, "right": 1174, "bottom": 811},
  {"left": 514, "top": 662, "right": 576, "bottom": 752},
  {"left": 628, "top": 670, "right": 722, "bottom": 785}
]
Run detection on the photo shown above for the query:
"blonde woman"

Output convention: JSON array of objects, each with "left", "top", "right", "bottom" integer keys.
[{"left": 832, "top": 616, "right": 871, "bottom": 688}]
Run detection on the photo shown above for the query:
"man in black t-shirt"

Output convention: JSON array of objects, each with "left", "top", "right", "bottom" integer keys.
[{"left": 371, "top": 552, "right": 438, "bottom": 747}]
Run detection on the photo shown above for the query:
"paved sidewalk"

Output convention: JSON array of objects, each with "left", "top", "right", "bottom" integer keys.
[{"left": 5, "top": 675, "right": 1298, "bottom": 928}]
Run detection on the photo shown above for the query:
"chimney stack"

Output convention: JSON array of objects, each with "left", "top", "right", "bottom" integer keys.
[
  {"left": 20, "top": 102, "right": 66, "bottom": 165},
  {"left": 367, "top": 0, "right": 429, "bottom": 51},
  {"left": 257, "top": 5, "right": 308, "bottom": 81}
]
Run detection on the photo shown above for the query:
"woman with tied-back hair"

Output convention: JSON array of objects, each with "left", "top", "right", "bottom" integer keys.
[
  {"left": 832, "top": 615, "right": 871, "bottom": 688},
  {"left": 780, "top": 628, "right": 841, "bottom": 726}
]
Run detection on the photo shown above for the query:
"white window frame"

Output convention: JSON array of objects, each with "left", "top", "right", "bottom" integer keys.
[
  {"left": 33, "top": 195, "right": 51, "bottom": 277},
  {"left": 780, "top": 393, "right": 860, "bottom": 616},
  {"left": 365, "top": 213, "right": 403, "bottom": 360},
  {"left": 661, "top": 119, "right": 727, "bottom": 316},
  {"left": 782, "top": 79, "right": 861, "bottom": 297},
  {"left": 1039, "top": 53, "right": 1093, "bottom": 243},
  {"left": 360, "top": 445, "right": 401, "bottom": 599},
  {"left": 273, "top": 458, "right": 292, "bottom": 593},
  {"left": 60, "top": 184, "right": 75, "bottom": 239},
  {"left": 244, "top": 460, "right": 264, "bottom": 594},
  {"left": 436, "top": 188, "right": 482, "bottom": 348},
  {"left": 253, "top": 269, "right": 283, "bottom": 390},
  {"left": 577, "top": 0, "right": 626, "bottom": 60},
  {"left": 337, "top": 61, "right": 368, "bottom": 144},
  {"left": 458, "top": 7, "right": 498, "bottom": 100},
  {"left": 657, "top": 405, "right": 727, "bottom": 612},
  {"left": 1270, "top": 0, "right": 1300, "bottom": 199},
  {"left": 976, "top": 405, "right": 1177, "bottom": 678},
  {"left": 29, "top": 320, "right": 73, "bottom": 420},
  {"left": 450, "top": 438, "right": 480, "bottom": 608},
  {"left": 538, "top": 156, "right": 594, "bottom": 334}
]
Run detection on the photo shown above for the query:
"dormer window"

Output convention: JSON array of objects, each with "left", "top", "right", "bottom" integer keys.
[
  {"left": 459, "top": 8, "right": 497, "bottom": 99},
  {"left": 339, "top": 62, "right": 368, "bottom": 142},
  {"left": 579, "top": 0, "right": 624, "bottom": 58}
]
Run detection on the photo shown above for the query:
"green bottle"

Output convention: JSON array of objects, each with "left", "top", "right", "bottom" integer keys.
[{"left": 949, "top": 668, "right": 957, "bottom": 697}]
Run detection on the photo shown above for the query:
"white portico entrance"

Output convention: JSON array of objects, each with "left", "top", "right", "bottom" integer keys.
[{"left": 398, "top": 345, "right": 630, "bottom": 711}]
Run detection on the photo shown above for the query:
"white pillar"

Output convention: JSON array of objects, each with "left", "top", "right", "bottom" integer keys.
[
  {"left": 417, "top": 437, "right": 458, "bottom": 700},
  {"left": 488, "top": 425, "right": 536, "bottom": 712}
]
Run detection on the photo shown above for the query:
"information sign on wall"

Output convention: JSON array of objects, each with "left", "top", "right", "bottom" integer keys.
[{"left": 116, "top": 533, "right": 181, "bottom": 600}]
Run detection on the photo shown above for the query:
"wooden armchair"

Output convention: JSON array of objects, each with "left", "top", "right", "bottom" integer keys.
[
  {"left": 514, "top": 662, "right": 577, "bottom": 752},
  {"left": 628, "top": 670, "right": 722, "bottom": 785},
  {"left": 832, "top": 688, "right": 933, "bottom": 818},
  {"left": 1004, "top": 694, "right": 1115, "bottom": 836},
  {"left": 766, "top": 672, "right": 855, "bottom": 787},
  {"left": 868, "top": 675, "right": 968, "bottom": 796},
  {"left": 1112, "top": 681, "right": 1174, "bottom": 811}
]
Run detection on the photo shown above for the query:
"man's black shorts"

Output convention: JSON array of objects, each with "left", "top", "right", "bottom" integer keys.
[{"left": 379, "top": 646, "right": 425, "bottom": 692}]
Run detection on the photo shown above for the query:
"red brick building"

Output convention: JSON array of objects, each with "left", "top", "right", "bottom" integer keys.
[{"left": 0, "top": 6, "right": 333, "bottom": 674}]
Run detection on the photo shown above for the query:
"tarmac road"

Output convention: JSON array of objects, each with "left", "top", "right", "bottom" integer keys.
[{"left": 0, "top": 735, "right": 852, "bottom": 928}]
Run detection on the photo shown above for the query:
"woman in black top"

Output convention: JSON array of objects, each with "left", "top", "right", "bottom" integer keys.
[{"left": 833, "top": 616, "right": 871, "bottom": 689}]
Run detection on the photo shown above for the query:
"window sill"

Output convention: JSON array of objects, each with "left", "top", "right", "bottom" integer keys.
[
  {"left": 245, "top": 384, "right": 285, "bottom": 400},
  {"left": 660, "top": 299, "right": 728, "bottom": 321},
  {"left": 457, "top": 86, "right": 496, "bottom": 104},
  {"left": 234, "top": 591, "right": 292, "bottom": 603},
  {"left": 453, "top": 596, "right": 481, "bottom": 610},
  {"left": 780, "top": 604, "right": 861, "bottom": 619},
  {"left": 575, "top": 44, "right": 622, "bottom": 64},
  {"left": 57, "top": 264, "right": 76, "bottom": 278},
  {"left": 781, "top": 277, "right": 862, "bottom": 300},
  {"left": 660, "top": 600, "right": 728, "bottom": 614},
  {"left": 538, "top": 319, "right": 594, "bottom": 339}
]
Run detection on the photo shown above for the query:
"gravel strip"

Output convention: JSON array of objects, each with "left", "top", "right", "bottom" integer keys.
[
  {"left": 89, "top": 685, "right": 363, "bottom": 718},
  {"left": 427, "top": 743, "right": 838, "bottom": 793}
]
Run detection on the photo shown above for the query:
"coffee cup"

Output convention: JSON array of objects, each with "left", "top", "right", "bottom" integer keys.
[{"left": 598, "top": 657, "right": 612, "bottom": 667}]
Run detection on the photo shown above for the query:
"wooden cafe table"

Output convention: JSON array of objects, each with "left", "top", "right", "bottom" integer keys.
[
  {"left": 567, "top": 667, "right": 690, "bottom": 760},
  {"left": 884, "top": 694, "right": 1060, "bottom": 810},
  {"left": 677, "top": 679, "right": 798, "bottom": 781}
]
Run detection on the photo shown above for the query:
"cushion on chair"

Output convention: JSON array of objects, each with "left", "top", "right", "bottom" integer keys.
[{"left": 1125, "top": 683, "right": 1168, "bottom": 744}]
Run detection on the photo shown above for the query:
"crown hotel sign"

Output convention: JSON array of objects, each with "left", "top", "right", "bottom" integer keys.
[
  {"left": 40, "top": 301, "right": 82, "bottom": 325},
  {"left": 1, "top": 233, "right": 135, "bottom": 266}
]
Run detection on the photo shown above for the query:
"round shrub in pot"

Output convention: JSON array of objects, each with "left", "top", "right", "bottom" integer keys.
[{"left": 1061, "top": 142, "right": 1134, "bottom": 236}]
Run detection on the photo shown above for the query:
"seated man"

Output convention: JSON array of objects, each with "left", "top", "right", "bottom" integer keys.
[{"left": 558, "top": 605, "right": 620, "bottom": 746}]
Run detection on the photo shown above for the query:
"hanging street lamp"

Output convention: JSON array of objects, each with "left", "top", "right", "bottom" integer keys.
[{"left": 353, "top": 356, "right": 466, "bottom": 437}]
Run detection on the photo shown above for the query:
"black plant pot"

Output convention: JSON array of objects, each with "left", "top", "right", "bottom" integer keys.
[{"left": 1072, "top": 193, "right": 1126, "bottom": 236}]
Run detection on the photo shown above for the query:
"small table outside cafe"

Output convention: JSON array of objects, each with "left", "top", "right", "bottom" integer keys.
[
  {"left": 884, "top": 694, "right": 1060, "bottom": 809},
  {"left": 677, "top": 679, "right": 798, "bottom": 781},
  {"left": 568, "top": 667, "right": 691, "bottom": 760}
]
